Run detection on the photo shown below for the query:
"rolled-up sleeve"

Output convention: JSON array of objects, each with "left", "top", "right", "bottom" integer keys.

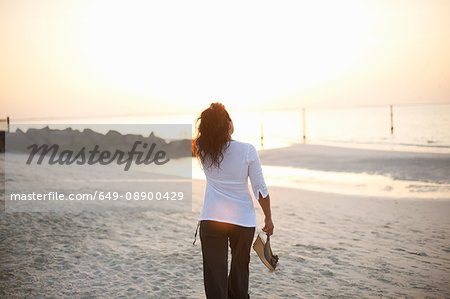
[{"left": 247, "top": 144, "right": 269, "bottom": 200}]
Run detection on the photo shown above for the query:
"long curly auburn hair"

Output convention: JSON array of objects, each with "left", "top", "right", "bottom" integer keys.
[{"left": 192, "top": 103, "right": 232, "bottom": 168}]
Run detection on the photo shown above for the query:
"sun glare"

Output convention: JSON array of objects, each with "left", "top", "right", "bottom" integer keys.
[
  {"left": 2, "top": 0, "right": 448, "bottom": 119},
  {"left": 79, "top": 0, "right": 374, "bottom": 110}
]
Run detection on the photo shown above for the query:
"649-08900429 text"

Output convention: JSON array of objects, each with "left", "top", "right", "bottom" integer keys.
[{"left": 9, "top": 191, "right": 185, "bottom": 201}]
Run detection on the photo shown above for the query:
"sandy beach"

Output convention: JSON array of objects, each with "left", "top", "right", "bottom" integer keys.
[
  {"left": 1, "top": 144, "right": 450, "bottom": 298},
  {"left": 2, "top": 0, "right": 450, "bottom": 296}
]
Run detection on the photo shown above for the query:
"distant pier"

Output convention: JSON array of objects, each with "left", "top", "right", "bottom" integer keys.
[{"left": 0, "top": 116, "right": 10, "bottom": 152}]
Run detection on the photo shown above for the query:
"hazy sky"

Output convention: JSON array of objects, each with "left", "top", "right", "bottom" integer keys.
[{"left": 1, "top": 0, "right": 449, "bottom": 120}]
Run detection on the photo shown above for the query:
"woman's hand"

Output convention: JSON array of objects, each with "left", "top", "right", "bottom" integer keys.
[
  {"left": 258, "top": 194, "right": 273, "bottom": 235},
  {"left": 262, "top": 217, "right": 274, "bottom": 236}
]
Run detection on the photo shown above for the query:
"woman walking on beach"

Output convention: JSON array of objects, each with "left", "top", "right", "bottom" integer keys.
[{"left": 193, "top": 103, "right": 274, "bottom": 299}]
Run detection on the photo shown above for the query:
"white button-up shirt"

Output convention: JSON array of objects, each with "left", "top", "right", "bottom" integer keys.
[{"left": 199, "top": 140, "right": 268, "bottom": 227}]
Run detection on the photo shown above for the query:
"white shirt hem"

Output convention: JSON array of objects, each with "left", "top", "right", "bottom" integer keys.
[{"left": 198, "top": 216, "right": 257, "bottom": 228}]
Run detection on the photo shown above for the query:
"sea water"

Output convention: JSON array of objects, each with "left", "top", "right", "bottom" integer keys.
[
  {"left": 11, "top": 103, "right": 450, "bottom": 152},
  {"left": 8, "top": 103, "right": 450, "bottom": 199}
]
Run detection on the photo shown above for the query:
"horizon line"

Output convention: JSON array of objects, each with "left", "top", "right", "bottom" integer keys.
[{"left": 3, "top": 101, "right": 450, "bottom": 122}]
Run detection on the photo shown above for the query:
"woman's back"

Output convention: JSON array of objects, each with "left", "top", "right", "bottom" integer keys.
[
  {"left": 203, "top": 141, "right": 249, "bottom": 181},
  {"left": 199, "top": 140, "right": 268, "bottom": 227}
]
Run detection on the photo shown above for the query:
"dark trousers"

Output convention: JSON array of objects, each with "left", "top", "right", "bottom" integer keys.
[{"left": 200, "top": 220, "right": 255, "bottom": 299}]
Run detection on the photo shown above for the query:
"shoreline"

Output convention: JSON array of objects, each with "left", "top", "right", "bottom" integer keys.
[
  {"left": 292, "top": 139, "right": 450, "bottom": 154},
  {"left": 257, "top": 143, "right": 450, "bottom": 184}
]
